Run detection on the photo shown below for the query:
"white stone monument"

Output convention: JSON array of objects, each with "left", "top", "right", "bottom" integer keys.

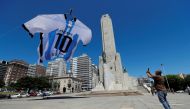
[{"left": 93, "top": 14, "right": 137, "bottom": 91}]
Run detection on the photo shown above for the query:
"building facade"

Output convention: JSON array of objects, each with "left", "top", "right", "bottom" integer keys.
[
  {"left": 0, "top": 60, "right": 8, "bottom": 82},
  {"left": 46, "top": 58, "right": 67, "bottom": 77},
  {"left": 53, "top": 75, "right": 82, "bottom": 93},
  {"left": 27, "top": 64, "right": 36, "bottom": 77},
  {"left": 70, "top": 57, "right": 78, "bottom": 78},
  {"left": 27, "top": 64, "right": 46, "bottom": 77},
  {"left": 70, "top": 54, "right": 93, "bottom": 91},
  {"left": 36, "top": 64, "right": 46, "bottom": 77},
  {"left": 4, "top": 60, "right": 29, "bottom": 85}
]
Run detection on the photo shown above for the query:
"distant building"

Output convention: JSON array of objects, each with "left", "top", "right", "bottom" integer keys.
[
  {"left": 4, "top": 60, "right": 29, "bottom": 85},
  {"left": 27, "top": 64, "right": 46, "bottom": 77},
  {"left": 0, "top": 60, "right": 8, "bottom": 81},
  {"left": 70, "top": 57, "right": 78, "bottom": 78},
  {"left": 70, "top": 54, "right": 93, "bottom": 91},
  {"left": 138, "top": 77, "right": 152, "bottom": 86},
  {"left": 46, "top": 58, "right": 67, "bottom": 77},
  {"left": 27, "top": 64, "right": 36, "bottom": 77},
  {"left": 36, "top": 64, "right": 46, "bottom": 77},
  {"left": 53, "top": 75, "right": 82, "bottom": 93},
  {"left": 92, "top": 64, "right": 99, "bottom": 89}
]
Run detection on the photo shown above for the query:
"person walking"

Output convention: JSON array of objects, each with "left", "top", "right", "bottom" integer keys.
[{"left": 146, "top": 68, "right": 171, "bottom": 109}]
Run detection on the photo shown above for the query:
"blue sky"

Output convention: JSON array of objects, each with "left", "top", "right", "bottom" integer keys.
[{"left": 0, "top": 0, "right": 190, "bottom": 77}]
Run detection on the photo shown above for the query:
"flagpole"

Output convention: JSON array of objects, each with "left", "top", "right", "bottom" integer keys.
[{"left": 161, "top": 64, "right": 171, "bottom": 92}]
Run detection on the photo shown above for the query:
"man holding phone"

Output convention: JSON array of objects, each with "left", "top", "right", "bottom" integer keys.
[{"left": 146, "top": 68, "right": 171, "bottom": 109}]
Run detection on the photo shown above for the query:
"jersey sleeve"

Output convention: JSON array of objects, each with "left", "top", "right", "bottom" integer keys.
[
  {"left": 72, "top": 20, "right": 92, "bottom": 45},
  {"left": 23, "top": 14, "right": 66, "bottom": 37}
]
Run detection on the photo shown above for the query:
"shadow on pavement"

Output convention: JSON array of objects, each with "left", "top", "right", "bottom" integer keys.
[{"left": 29, "top": 96, "right": 89, "bottom": 101}]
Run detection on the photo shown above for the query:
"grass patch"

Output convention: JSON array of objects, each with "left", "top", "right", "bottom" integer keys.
[{"left": 0, "top": 92, "right": 18, "bottom": 95}]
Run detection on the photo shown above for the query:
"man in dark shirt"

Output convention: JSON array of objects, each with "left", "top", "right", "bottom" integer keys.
[{"left": 146, "top": 69, "right": 171, "bottom": 109}]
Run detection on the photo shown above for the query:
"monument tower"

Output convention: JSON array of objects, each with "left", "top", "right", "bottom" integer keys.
[
  {"left": 98, "top": 14, "right": 137, "bottom": 91},
  {"left": 99, "top": 14, "right": 125, "bottom": 90}
]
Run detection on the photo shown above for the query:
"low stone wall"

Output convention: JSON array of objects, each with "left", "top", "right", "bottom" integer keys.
[{"left": 77, "top": 90, "right": 142, "bottom": 97}]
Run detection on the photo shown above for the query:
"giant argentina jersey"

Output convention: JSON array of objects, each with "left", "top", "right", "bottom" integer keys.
[{"left": 23, "top": 14, "right": 92, "bottom": 62}]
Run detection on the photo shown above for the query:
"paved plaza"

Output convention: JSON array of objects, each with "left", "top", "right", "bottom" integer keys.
[{"left": 0, "top": 93, "right": 190, "bottom": 109}]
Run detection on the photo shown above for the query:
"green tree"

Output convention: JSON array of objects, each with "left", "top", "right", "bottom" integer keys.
[
  {"left": 7, "top": 82, "right": 18, "bottom": 91},
  {"left": 165, "top": 75, "right": 185, "bottom": 91},
  {"left": 15, "top": 76, "right": 51, "bottom": 91},
  {"left": 16, "top": 76, "right": 34, "bottom": 90},
  {"left": 185, "top": 75, "right": 190, "bottom": 87},
  {"left": 0, "top": 79, "right": 5, "bottom": 88},
  {"left": 36, "top": 76, "right": 51, "bottom": 90}
]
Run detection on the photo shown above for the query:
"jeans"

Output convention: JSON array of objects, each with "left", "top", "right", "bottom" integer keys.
[{"left": 157, "top": 91, "right": 171, "bottom": 109}]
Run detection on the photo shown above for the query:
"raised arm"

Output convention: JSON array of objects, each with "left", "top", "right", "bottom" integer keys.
[{"left": 146, "top": 68, "right": 154, "bottom": 78}]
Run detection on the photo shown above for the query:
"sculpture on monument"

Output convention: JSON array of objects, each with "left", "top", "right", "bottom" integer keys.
[
  {"left": 93, "top": 14, "right": 137, "bottom": 91},
  {"left": 92, "top": 81, "right": 105, "bottom": 91}
]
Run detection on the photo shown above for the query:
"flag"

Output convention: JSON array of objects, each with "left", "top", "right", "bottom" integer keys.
[{"left": 23, "top": 14, "right": 92, "bottom": 63}]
